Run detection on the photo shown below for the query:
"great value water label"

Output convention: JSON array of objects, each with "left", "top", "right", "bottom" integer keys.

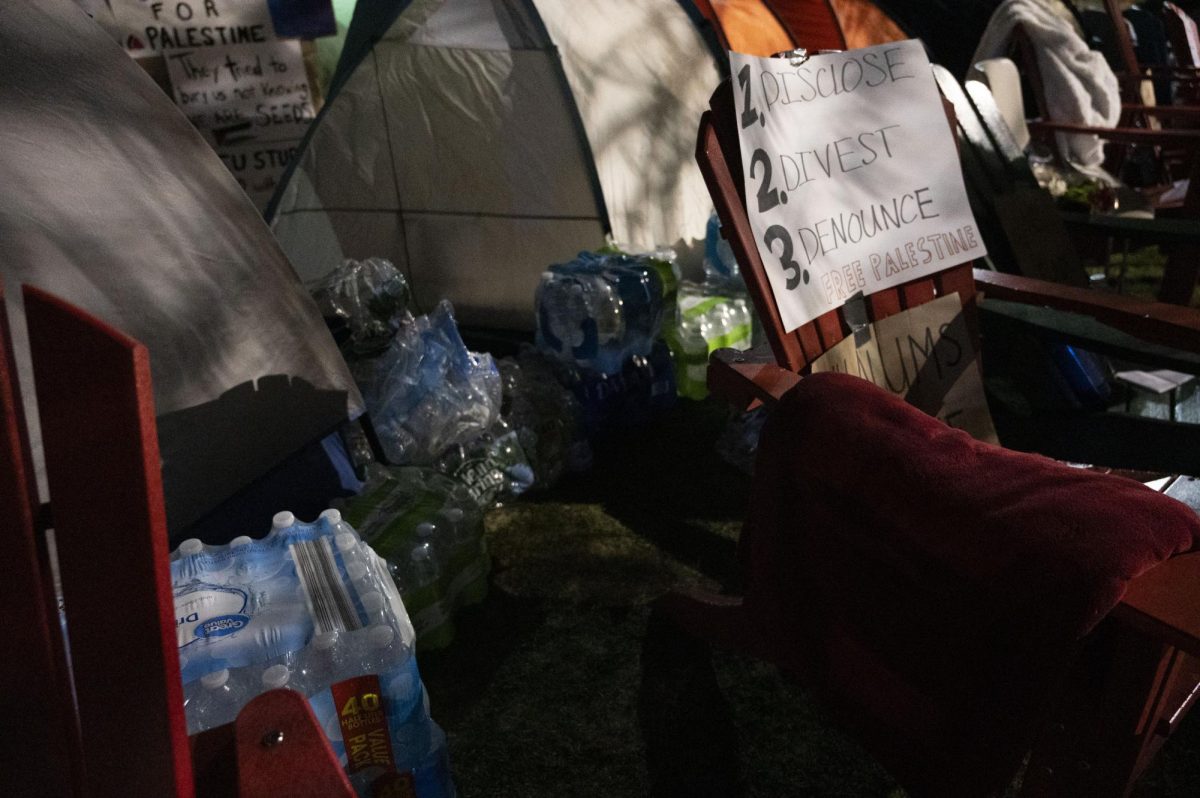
[{"left": 174, "top": 582, "right": 250, "bottom": 647}]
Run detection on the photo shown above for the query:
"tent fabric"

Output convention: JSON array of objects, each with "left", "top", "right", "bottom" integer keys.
[
  {"left": 271, "top": 0, "right": 721, "bottom": 330},
  {"left": 0, "top": 0, "right": 362, "bottom": 531}
]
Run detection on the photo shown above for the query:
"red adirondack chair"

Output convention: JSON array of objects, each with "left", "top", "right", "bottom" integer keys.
[
  {"left": 654, "top": 67, "right": 1200, "bottom": 797},
  {"left": 0, "top": 280, "right": 355, "bottom": 797}
]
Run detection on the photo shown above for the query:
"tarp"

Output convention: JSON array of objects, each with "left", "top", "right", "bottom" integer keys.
[
  {"left": 0, "top": 0, "right": 363, "bottom": 531},
  {"left": 270, "top": 0, "right": 722, "bottom": 330}
]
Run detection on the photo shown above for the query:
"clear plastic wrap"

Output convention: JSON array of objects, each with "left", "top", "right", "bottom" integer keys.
[{"left": 172, "top": 511, "right": 455, "bottom": 797}]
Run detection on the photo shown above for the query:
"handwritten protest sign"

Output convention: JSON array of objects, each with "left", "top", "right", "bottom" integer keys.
[
  {"left": 731, "top": 41, "right": 986, "bottom": 331},
  {"left": 810, "top": 293, "right": 998, "bottom": 443},
  {"left": 109, "top": 0, "right": 274, "bottom": 54},
  {"left": 165, "top": 39, "right": 314, "bottom": 207}
]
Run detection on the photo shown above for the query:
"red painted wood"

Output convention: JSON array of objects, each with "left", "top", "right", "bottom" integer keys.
[
  {"left": 24, "top": 286, "right": 193, "bottom": 797},
  {"left": 793, "top": 321, "right": 825, "bottom": 364},
  {"left": 867, "top": 288, "right": 903, "bottom": 322},
  {"left": 690, "top": 60, "right": 1200, "bottom": 798},
  {"left": 234, "top": 690, "right": 354, "bottom": 798},
  {"left": 934, "top": 263, "right": 977, "bottom": 306},
  {"left": 0, "top": 283, "right": 80, "bottom": 796},
  {"left": 973, "top": 269, "right": 1200, "bottom": 353},
  {"left": 698, "top": 102, "right": 808, "bottom": 371},
  {"left": 763, "top": 0, "right": 847, "bottom": 52},
  {"left": 814, "top": 309, "right": 846, "bottom": 350},
  {"left": 935, "top": 264, "right": 981, "bottom": 346},
  {"left": 899, "top": 278, "right": 937, "bottom": 309}
]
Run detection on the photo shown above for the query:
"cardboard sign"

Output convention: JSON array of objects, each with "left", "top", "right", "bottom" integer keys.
[
  {"left": 731, "top": 41, "right": 986, "bottom": 331},
  {"left": 810, "top": 293, "right": 998, "bottom": 443}
]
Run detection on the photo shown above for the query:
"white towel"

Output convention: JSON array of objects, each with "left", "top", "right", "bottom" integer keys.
[{"left": 972, "top": 0, "right": 1122, "bottom": 170}]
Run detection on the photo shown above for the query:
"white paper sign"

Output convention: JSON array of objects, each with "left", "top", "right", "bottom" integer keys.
[
  {"left": 165, "top": 40, "right": 313, "bottom": 207},
  {"left": 732, "top": 41, "right": 986, "bottom": 332},
  {"left": 110, "top": 0, "right": 274, "bottom": 54}
]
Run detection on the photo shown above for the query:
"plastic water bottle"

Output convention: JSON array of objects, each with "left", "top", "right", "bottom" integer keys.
[
  {"left": 189, "top": 669, "right": 248, "bottom": 733},
  {"left": 178, "top": 538, "right": 204, "bottom": 557},
  {"left": 535, "top": 253, "right": 665, "bottom": 374},
  {"left": 294, "top": 630, "right": 345, "bottom": 695},
  {"left": 414, "top": 520, "right": 447, "bottom": 560},
  {"left": 407, "top": 541, "right": 440, "bottom": 590},
  {"left": 438, "top": 507, "right": 472, "bottom": 548},
  {"left": 360, "top": 624, "right": 403, "bottom": 675},
  {"left": 360, "top": 590, "right": 389, "bottom": 626},
  {"left": 261, "top": 664, "right": 295, "bottom": 692},
  {"left": 704, "top": 211, "right": 740, "bottom": 284}
]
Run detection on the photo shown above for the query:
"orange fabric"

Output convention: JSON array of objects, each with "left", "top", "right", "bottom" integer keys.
[
  {"left": 762, "top": 0, "right": 847, "bottom": 52},
  {"left": 696, "top": 0, "right": 796, "bottom": 56},
  {"left": 830, "top": 0, "right": 907, "bottom": 49}
]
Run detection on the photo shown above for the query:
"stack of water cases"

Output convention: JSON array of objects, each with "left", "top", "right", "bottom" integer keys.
[
  {"left": 172, "top": 510, "right": 456, "bottom": 797},
  {"left": 535, "top": 250, "right": 677, "bottom": 430}
]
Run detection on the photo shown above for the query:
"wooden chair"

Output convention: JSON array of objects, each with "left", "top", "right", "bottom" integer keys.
[
  {"left": 1165, "top": 2, "right": 1200, "bottom": 72},
  {"left": 654, "top": 68, "right": 1200, "bottom": 797},
  {"left": 951, "top": 59, "right": 1200, "bottom": 306},
  {"left": 0, "top": 280, "right": 354, "bottom": 797}
]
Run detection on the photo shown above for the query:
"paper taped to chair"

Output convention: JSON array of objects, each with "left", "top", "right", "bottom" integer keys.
[
  {"left": 811, "top": 293, "right": 998, "bottom": 444},
  {"left": 732, "top": 41, "right": 986, "bottom": 332}
]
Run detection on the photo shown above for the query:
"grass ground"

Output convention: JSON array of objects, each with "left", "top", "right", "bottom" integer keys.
[
  {"left": 1084, "top": 245, "right": 1200, "bottom": 306},
  {"left": 415, "top": 397, "right": 1200, "bottom": 797}
]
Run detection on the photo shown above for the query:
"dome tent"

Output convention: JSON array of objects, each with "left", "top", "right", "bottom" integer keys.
[
  {"left": 0, "top": 0, "right": 362, "bottom": 533},
  {"left": 268, "top": 0, "right": 723, "bottom": 331}
]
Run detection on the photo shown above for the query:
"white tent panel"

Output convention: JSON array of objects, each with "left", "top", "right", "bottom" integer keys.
[
  {"left": 406, "top": 0, "right": 519, "bottom": 50},
  {"left": 404, "top": 214, "right": 603, "bottom": 328},
  {"left": 273, "top": 0, "right": 720, "bottom": 330},
  {"left": 272, "top": 207, "right": 411, "bottom": 284},
  {"left": 379, "top": 44, "right": 604, "bottom": 218},
  {"left": 280, "top": 60, "right": 403, "bottom": 213},
  {"left": 1, "top": 0, "right": 361, "bottom": 530},
  {"left": 535, "top": 0, "right": 720, "bottom": 253}
]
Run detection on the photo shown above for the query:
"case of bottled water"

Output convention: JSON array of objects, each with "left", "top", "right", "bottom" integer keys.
[
  {"left": 172, "top": 510, "right": 455, "bottom": 797},
  {"left": 535, "top": 251, "right": 666, "bottom": 376},
  {"left": 339, "top": 465, "right": 491, "bottom": 652}
]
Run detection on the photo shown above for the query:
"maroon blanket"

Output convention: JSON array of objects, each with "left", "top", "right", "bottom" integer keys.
[{"left": 743, "top": 372, "right": 1200, "bottom": 796}]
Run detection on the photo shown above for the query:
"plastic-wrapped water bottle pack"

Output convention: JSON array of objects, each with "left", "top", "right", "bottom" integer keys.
[
  {"left": 666, "top": 283, "right": 754, "bottom": 401},
  {"left": 665, "top": 213, "right": 756, "bottom": 400},
  {"left": 309, "top": 257, "right": 414, "bottom": 356},
  {"left": 340, "top": 465, "right": 491, "bottom": 651},
  {"left": 171, "top": 510, "right": 455, "bottom": 797},
  {"left": 354, "top": 300, "right": 502, "bottom": 467},
  {"left": 496, "top": 349, "right": 593, "bottom": 490},
  {"left": 535, "top": 250, "right": 667, "bottom": 376}
]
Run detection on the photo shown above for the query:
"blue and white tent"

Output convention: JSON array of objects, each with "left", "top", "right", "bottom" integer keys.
[{"left": 269, "top": 0, "right": 722, "bottom": 329}]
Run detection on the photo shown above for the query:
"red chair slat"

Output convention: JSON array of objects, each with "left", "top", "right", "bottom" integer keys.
[
  {"left": 24, "top": 286, "right": 193, "bottom": 798},
  {"left": 867, "top": 288, "right": 904, "bottom": 322},
  {"left": 699, "top": 101, "right": 808, "bottom": 371},
  {"left": 900, "top": 278, "right": 938, "bottom": 309},
  {"left": 814, "top": 308, "right": 846, "bottom": 350},
  {"left": 0, "top": 284, "right": 80, "bottom": 796},
  {"left": 234, "top": 691, "right": 355, "bottom": 798},
  {"left": 762, "top": 0, "right": 847, "bottom": 52}
]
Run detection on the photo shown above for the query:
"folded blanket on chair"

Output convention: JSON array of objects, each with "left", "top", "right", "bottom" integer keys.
[
  {"left": 972, "top": 0, "right": 1121, "bottom": 172},
  {"left": 744, "top": 372, "right": 1200, "bottom": 796}
]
